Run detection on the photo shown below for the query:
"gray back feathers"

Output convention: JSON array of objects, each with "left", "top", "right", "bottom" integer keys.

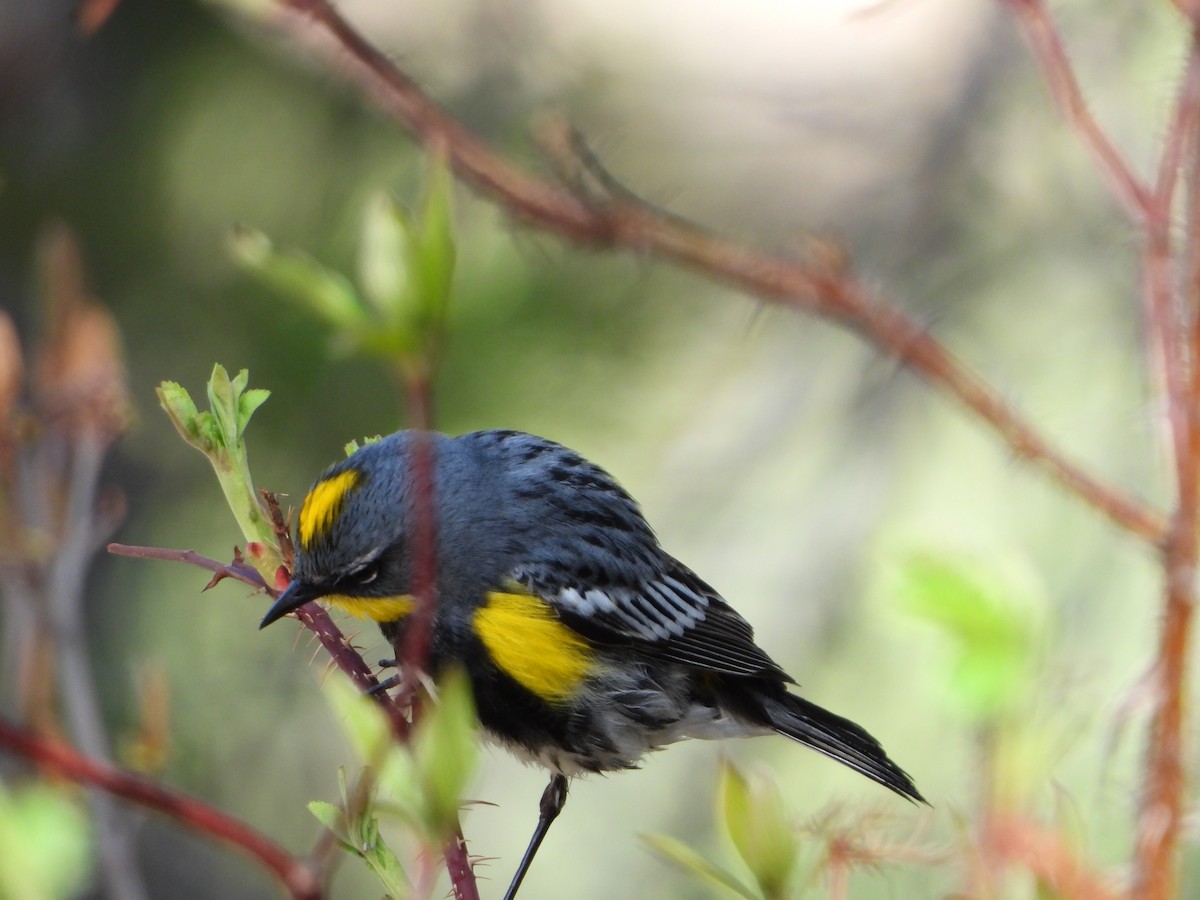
[{"left": 296, "top": 429, "right": 788, "bottom": 679}]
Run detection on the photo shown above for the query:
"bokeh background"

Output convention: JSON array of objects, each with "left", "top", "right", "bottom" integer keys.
[{"left": 0, "top": 0, "right": 1190, "bottom": 896}]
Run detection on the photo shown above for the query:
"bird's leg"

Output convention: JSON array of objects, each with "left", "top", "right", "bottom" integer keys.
[
  {"left": 502, "top": 773, "right": 569, "bottom": 900},
  {"left": 367, "top": 659, "right": 401, "bottom": 696},
  {"left": 366, "top": 675, "right": 401, "bottom": 696}
]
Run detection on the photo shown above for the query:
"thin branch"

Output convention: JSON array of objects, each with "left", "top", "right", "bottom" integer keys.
[
  {"left": 107, "top": 543, "right": 409, "bottom": 735},
  {"left": 0, "top": 718, "right": 321, "bottom": 900},
  {"left": 271, "top": 0, "right": 1166, "bottom": 546},
  {"left": 107, "top": 543, "right": 269, "bottom": 591},
  {"left": 1154, "top": 34, "right": 1200, "bottom": 210},
  {"left": 50, "top": 435, "right": 146, "bottom": 900},
  {"left": 985, "top": 814, "right": 1119, "bottom": 900},
  {"left": 107, "top": 542, "right": 481, "bottom": 899},
  {"left": 1132, "top": 24, "right": 1200, "bottom": 900},
  {"left": 1001, "top": 0, "right": 1154, "bottom": 222}
]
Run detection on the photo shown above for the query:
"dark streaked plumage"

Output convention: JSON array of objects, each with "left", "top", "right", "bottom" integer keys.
[{"left": 261, "top": 429, "right": 923, "bottom": 895}]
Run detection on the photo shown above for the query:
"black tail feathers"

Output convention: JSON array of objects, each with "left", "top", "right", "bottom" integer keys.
[{"left": 745, "top": 688, "right": 924, "bottom": 803}]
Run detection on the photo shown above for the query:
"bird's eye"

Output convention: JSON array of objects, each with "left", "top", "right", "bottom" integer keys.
[{"left": 350, "top": 561, "right": 379, "bottom": 586}]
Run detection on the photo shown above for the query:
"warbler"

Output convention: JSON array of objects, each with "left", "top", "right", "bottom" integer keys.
[{"left": 261, "top": 429, "right": 922, "bottom": 897}]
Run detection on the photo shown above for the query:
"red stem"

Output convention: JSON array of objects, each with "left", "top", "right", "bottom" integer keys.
[
  {"left": 272, "top": 0, "right": 1165, "bottom": 546},
  {"left": 1001, "top": 0, "right": 1153, "bottom": 222},
  {"left": 109, "top": 542, "right": 480, "bottom": 898},
  {"left": 1131, "top": 26, "right": 1200, "bottom": 900},
  {"left": 392, "top": 363, "right": 479, "bottom": 900},
  {"left": 0, "top": 718, "right": 321, "bottom": 900}
]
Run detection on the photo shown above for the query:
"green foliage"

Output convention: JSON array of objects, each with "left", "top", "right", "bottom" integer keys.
[
  {"left": 230, "top": 156, "right": 457, "bottom": 380},
  {"left": 228, "top": 228, "right": 365, "bottom": 328},
  {"left": 321, "top": 669, "right": 479, "bottom": 861},
  {"left": 404, "top": 670, "right": 479, "bottom": 838},
  {"left": 344, "top": 435, "right": 384, "bottom": 458},
  {"left": 892, "top": 549, "right": 1043, "bottom": 721},
  {"left": 719, "top": 761, "right": 799, "bottom": 899},
  {"left": 307, "top": 770, "right": 409, "bottom": 899},
  {"left": 157, "top": 364, "right": 278, "bottom": 572},
  {"left": 642, "top": 832, "right": 761, "bottom": 900},
  {"left": 0, "top": 783, "right": 91, "bottom": 900},
  {"left": 645, "top": 761, "right": 804, "bottom": 900}
]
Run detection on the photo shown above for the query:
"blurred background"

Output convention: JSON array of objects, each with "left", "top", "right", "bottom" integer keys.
[{"left": 0, "top": 0, "right": 1189, "bottom": 896}]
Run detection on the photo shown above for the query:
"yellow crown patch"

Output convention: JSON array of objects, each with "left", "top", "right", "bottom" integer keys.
[{"left": 298, "top": 469, "right": 362, "bottom": 549}]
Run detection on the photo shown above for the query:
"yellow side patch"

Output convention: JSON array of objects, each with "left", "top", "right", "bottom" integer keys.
[
  {"left": 473, "top": 592, "right": 594, "bottom": 703},
  {"left": 326, "top": 594, "right": 415, "bottom": 623},
  {"left": 298, "top": 469, "right": 362, "bottom": 548}
]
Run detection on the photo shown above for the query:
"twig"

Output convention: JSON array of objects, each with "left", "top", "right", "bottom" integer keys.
[
  {"left": 108, "top": 541, "right": 481, "bottom": 899},
  {"left": 390, "top": 347, "right": 478, "bottom": 900},
  {"left": 0, "top": 718, "right": 321, "bottom": 900},
  {"left": 107, "top": 543, "right": 408, "bottom": 734},
  {"left": 1131, "top": 24, "right": 1200, "bottom": 900},
  {"left": 49, "top": 435, "right": 146, "bottom": 900},
  {"left": 1001, "top": 0, "right": 1154, "bottom": 222},
  {"left": 107, "top": 543, "right": 268, "bottom": 592},
  {"left": 272, "top": 0, "right": 1165, "bottom": 546},
  {"left": 985, "top": 814, "right": 1118, "bottom": 900}
]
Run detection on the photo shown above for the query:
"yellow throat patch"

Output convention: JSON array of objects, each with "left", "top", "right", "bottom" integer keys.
[
  {"left": 325, "top": 593, "right": 415, "bottom": 622},
  {"left": 298, "top": 469, "right": 362, "bottom": 549},
  {"left": 473, "top": 592, "right": 594, "bottom": 703}
]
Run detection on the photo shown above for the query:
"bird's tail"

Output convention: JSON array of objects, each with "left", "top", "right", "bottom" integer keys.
[{"left": 738, "top": 687, "right": 924, "bottom": 803}]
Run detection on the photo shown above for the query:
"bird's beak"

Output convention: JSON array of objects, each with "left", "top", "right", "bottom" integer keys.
[{"left": 260, "top": 579, "right": 322, "bottom": 629}]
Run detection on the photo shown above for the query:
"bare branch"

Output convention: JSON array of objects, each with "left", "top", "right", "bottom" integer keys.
[
  {"left": 1001, "top": 0, "right": 1153, "bottom": 222},
  {"left": 269, "top": 0, "right": 1165, "bottom": 546},
  {"left": 0, "top": 718, "right": 321, "bottom": 900},
  {"left": 108, "top": 543, "right": 269, "bottom": 592}
]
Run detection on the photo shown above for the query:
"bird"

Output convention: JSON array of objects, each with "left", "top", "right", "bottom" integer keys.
[{"left": 260, "top": 429, "right": 923, "bottom": 898}]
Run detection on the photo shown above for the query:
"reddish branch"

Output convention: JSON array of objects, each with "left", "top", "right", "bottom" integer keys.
[
  {"left": 108, "top": 543, "right": 268, "bottom": 591},
  {"left": 107, "top": 542, "right": 479, "bottom": 900},
  {"left": 1128, "top": 26, "right": 1200, "bottom": 900},
  {"left": 0, "top": 718, "right": 320, "bottom": 900},
  {"left": 1000, "top": 0, "right": 1153, "bottom": 222},
  {"left": 108, "top": 543, "right": 405, "bottom": 725},
  {"left": 277, "top": 0, "right": 1165, "bottom": 547},
  {"left": 1001, "top": 5, "right": 1200, "bottom": 899},
  {"left": 985, "top": 814, "right": 1118, "bottom": 900}
]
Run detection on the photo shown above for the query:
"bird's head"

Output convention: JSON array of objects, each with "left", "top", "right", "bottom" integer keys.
[{"left": 260, "top": 434, "right": 433, "bottom": 628}]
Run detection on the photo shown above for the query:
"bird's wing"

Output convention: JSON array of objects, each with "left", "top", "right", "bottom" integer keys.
[
  {"left": 508, "top": 555, "right": 792, "bottom": 681},
  {"left": 475, "top": 429, "right": 791, "bottom": 680}
]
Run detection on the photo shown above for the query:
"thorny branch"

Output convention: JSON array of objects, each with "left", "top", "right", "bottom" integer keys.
[
  {"left": 275, "top": 0, "right": 1166, "bottom": 546},
  {"left": 105, "top": 537, "right": 480, "bottom": 900},
  {"left": 0, "top": 718, "right": 321, "bottom": 900}
]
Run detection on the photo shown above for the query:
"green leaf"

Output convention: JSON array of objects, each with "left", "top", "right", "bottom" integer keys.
[
  {"left": 413, "top": 155, "right": 457, "bottom": 324},
  {"left": 206, "top": 363, "right": 239, "bottom": 447},
  {"left": 642, "top": 833, "right": 762, "bottom": 900},
  {"left": 160, "top": 366, "right": 279, "bottom": 570},
  {"left": 322, "top": 678, "right": 391, "bottom": 763},
  {"left": 0, "top": 783, "right": 91, "bottom": 900},
  {"left": 308, "top": 800, "right": 348, "bottom": 840},
  {"left": 156, "top": 381, "right": 204, "bottom": 450},
  {"left": 361, "top": 838, "right": 410, "bottom": 897},
  {"left": 411, "top": 669, "right": 478, "bottom": 839},
  {"left": 359, "top": 192, "right": 414, "bottom": 321},
  {"left": 229, "top": 226, "right": 366, "bottom": 329},
  {"left": 238, "top": 387, "right": 271, "bottom": 433},
  {"left": 893, "top": 549, "right": 1042, "bottom": 720},
  {"left": 312, "top": 777, "right": 410, "bottom": 897},
  {"left": 719, "top": 762, "right": 797, "bottom": 899},
  {"left": 342, "top": 435, "right": 383, "bottom": 458}
]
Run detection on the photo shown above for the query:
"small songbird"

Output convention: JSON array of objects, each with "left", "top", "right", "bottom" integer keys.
[{"left": 261, "top": 429, "right": 922, "bottom": 898}]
